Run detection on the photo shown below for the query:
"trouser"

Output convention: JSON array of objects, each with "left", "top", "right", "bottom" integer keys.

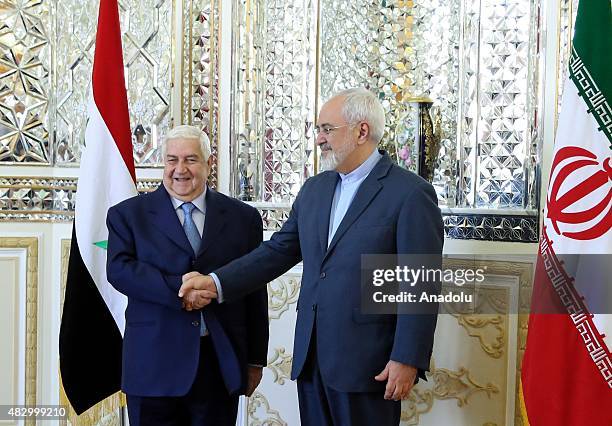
[
  {"left": 297, "top": 336, "right": 401, "bottom": 426},
  {"left": 127, "top": 336, "right": 239, "bottom": 426}
]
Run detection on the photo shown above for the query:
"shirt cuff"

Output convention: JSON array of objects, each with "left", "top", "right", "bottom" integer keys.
[{"left": 209, "top": 272, "right": 224, "bottom": 303}]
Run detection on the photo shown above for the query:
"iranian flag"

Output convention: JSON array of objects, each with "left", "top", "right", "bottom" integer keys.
[
  {"left": 520, "top": 0, "right": 612, "bottom": 425},
  {"left": 59, "top": 0, "right": 137, "bottom": 415}
]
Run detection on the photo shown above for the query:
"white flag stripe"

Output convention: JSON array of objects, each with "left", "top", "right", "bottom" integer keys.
[
  {"left": 545, "top": 77, "right": 612, "bottom": 351},
  {"left": 75, "top": 95, "right": 138, "bottom": 336}
]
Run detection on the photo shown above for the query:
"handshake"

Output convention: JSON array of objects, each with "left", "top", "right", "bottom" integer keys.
[{"left": 178, "top": 272, "right": 218, "bottom": 311}]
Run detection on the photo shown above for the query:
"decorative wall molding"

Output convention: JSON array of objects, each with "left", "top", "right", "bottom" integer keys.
[
  {"left": 402, "top": 359, "right": 500, "bottom": 425},
  {"left": 454, "top": 314, "right": 506, "bottom": 359},
  {"left": 444, "top": 214, "right": 539, "bottom": 243},
  {"left": 441, "top": 284, "right": 509, "bottom": 359},
  {"left": 429, "top": 365, "right": 500, "bottom": 407},
  {"left": 267, "top": 276, "right": 300, "bottom": 320},
  {"left": 0, "top": 177, "right": 161, "bottom": 222},
  {"left": 266, "top": 347, "right": 292, "bottom": 385},
  {"left": 401, "top": 387, "right": 435, "bottom": 426},
  {"left": 0, "top": 237, "right": 38, "bottom": 425},
  {"left": 247, "top": 391, "right": 287, "bottom": 426},
  {"left": 0, "top": 182, "right": 540, "bottom": 242}
]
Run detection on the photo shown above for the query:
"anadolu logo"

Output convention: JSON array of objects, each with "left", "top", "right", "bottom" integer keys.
[{"left": 547, "top": 146, "right": 611, "bottom": 241}]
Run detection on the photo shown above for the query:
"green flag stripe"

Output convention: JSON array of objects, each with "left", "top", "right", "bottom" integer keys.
[
  {"left": 572, "top": 0, "right": 611, "bottom": 110},
  {"left": 569, "top": 47, "right": 612, "bottom": 146}
]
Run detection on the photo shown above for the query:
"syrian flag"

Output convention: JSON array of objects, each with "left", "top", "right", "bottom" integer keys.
[
  {"left": 59, "top": 0, "right": 137, "bottom": 415},
  {"left": 520, "top": 0, "right": 612, "bottom": 424}
]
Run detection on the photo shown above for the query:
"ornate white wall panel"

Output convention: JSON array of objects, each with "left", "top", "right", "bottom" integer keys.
[
  {"left": 0, "top": 254, "right": 24, "bottom": 423},
  {"left": 0, "top": 237, "right": 38, "bottom": 426},
  {"left": 247, "top": 271, "right": 302, "bottom": 425}
]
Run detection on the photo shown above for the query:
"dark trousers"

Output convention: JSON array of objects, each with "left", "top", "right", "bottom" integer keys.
[
  {"left": 127, "top": 337, "right": 239, "bottom": 426},
  {"left": 297, "top": 336, "right": 401, "bottom": 426}
]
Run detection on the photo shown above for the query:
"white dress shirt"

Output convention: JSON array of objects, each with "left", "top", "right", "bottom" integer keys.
[
  {"left": 170, "top": 189, "right": 206, "bottom": 236},
  {"left": 328, "top": 149, "right": 382, "bottom": 245}
]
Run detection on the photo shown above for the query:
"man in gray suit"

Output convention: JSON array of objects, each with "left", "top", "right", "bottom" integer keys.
[{"left": 180, "top": 88, "right": 444, "bottom": 425}]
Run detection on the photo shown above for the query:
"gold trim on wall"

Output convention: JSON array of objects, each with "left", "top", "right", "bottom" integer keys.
[{"left": 0, "top": 237, "right": 38, "bottom": 426}]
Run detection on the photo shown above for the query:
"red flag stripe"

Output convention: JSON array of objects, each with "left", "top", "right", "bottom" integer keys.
[
  {"left": 92, "top": 0, "right": 136, "bottom": 182},
  {"left": 522, "top": 314, "right": 612, "bottom": 425}
]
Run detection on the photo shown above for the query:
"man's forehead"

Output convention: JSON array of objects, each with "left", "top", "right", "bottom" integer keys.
[
  {"left": 166, "top": 138, "right": 201, "bottom": 155},
  {"left": 318, "top": 96, "right": 345, "bottom": 123}
]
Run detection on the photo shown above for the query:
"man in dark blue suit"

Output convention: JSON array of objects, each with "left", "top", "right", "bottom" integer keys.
[
  {"left": 106, "top": 125, "right": 268, "bottom": 426},
  {"left": 180, "top": 88, "right": 444, "bottom": 425}
]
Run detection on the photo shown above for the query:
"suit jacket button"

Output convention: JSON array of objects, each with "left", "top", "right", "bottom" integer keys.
[
  {"left": 192, "top": 320, "right": 199, "bottom": 327},
  {"left": 320, "top": 272, "right": 326, "bottom": 279}
]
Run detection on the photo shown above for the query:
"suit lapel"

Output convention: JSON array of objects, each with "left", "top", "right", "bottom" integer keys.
[
  {"left": 318, "top": 171, "right": 340, "bottom": 255},
  {"left": 323, "top": 152, "right": 392, "bottom": 263},
  {"left": 148, "top": 185, "right": 193, "bottom": 255},
  {"left": 198, "top": 188, "right": 226, "bottom": 258}
]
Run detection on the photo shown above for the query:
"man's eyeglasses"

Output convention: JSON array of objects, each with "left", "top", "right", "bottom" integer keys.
[{"left": 314, "top": 123, "right": 354, "bottom": 136}]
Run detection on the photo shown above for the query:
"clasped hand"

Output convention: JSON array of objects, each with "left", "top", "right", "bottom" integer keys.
[{"left": 179, "top": 272, "right": 218, "bottom": 310}]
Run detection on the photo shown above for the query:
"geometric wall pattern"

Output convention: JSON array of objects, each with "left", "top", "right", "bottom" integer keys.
[
  {"left": 0, "top": 0, "right": 574, "bottom": 243},
  {"left": 0, "top": 177, "right": 540, "bottom": 242},
  {"left": 0, "top": 1, "right": 51, "bottom": 164},
  {"left": 182, "top": 0, "right": 220, "bottom": 186},
  {"left": 230, "top": 0, "right": 317, "bottom": 202},
  {"left": 458, "top": 0, "right": 543, "bottom": 209},
  {"left": 320, "top": 0, "right": 544, "bottom": 210},
  {"left": 1, "top": 0, "right": 175, "bottom": 166},
  {"left": 320, "top": 0, "right": 461, "bottom": 206},
  {"left": 55, "top": 0, "right": 173, "bottom": 166},
  {"left": 228, "top": 0, "right": 545, "bottom": 212},
  {"left": 2, "top": 0, "right": 218, "bottom": 174}
]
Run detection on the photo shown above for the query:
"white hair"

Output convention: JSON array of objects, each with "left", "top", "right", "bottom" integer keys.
[
  {"left": 333, "top": 88, "right": 386, "bottom": 143},
  {"left": 162, "top": 125, "right": 211, "bottom": 160}
]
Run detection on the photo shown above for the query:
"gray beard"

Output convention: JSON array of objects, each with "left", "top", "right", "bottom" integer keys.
[{"left": 319, "top": 151, "right": 339, "bottom": 171}]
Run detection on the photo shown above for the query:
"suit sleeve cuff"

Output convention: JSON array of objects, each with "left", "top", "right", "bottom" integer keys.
[
  {"left": 248, "top": 364, "right": 265, "bottom": 368},
  {"left": 210, "top": 272, "right": 224, "bottom": 303}
]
